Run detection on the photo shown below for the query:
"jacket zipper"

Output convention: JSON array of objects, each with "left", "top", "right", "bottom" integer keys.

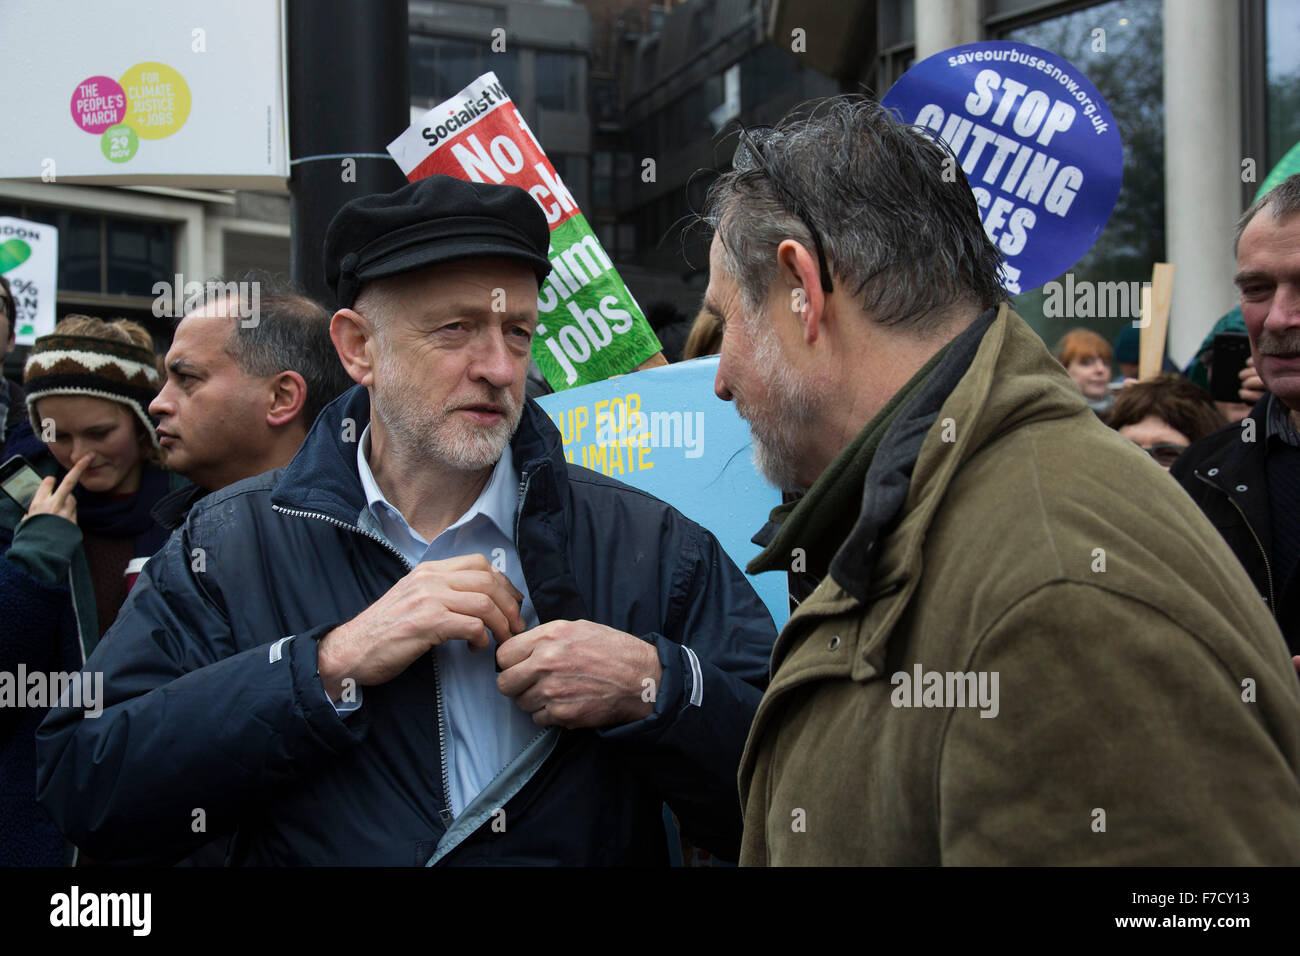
[
  {"left": 512, "top": 465, "right": 535, "bottom": 555},
  {"left": 431, "top": 651, "right": 453, "bottom": 827},
  {"left": 430, "top": 463, "right": 548, "bottom": 862},
  {"left": 1192, "top": 472, "right": 1276, "bottom": 613},
  {"left": 271, "top": 504, "right": 455, "bottom": 826}
]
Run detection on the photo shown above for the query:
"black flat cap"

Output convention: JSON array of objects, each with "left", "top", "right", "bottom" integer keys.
[{"left": 323, "top": 175, "right": 553, "bottom": 309}]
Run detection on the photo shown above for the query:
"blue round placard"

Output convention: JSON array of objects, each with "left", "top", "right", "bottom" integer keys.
[{"left": 882, "top": 41, "right": 1123, "bottom": 295}]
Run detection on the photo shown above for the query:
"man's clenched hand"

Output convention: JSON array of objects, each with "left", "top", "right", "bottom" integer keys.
[
  {"left": 317, "top": 554, "right": 525, "bottom": 700},
  {"left": 495, "top": 620, "right": 664, "bottom": 728}
]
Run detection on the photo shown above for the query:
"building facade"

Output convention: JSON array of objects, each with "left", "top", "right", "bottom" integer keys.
[
  {"left": 768, "top": 0, "right": 1299, "bottom": 365},
  {"left": 4, "top": 0, "right": 1296, "bottom": 380}
]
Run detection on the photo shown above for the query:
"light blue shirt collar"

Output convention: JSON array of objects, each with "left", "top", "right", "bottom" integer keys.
[{"left": 356, "top": 423, "right": 518, "bottom": 550}]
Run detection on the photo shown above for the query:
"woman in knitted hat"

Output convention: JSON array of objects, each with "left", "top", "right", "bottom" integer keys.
[{"left": 0, "top": 315, "right": 187, "bottom": 867}]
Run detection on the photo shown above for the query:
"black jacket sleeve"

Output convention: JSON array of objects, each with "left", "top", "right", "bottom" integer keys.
[
  {"left": 34, "top": 520, "right": 366, "bottom": 863},
  {"left": 597, "top": 519, "right": 776, "bottom": 861}
]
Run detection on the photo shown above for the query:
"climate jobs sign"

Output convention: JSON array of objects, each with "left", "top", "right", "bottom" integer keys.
[
  {"left": 883, "top": 42, "right": 1123, "bottom": 295},
  {"left": 388, "top": 73, "right": 662, "bottom": 392}
]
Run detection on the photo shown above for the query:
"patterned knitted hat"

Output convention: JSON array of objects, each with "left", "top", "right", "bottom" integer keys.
[{"left": 23, "top": 333, "right": 163, "bottom": 449}]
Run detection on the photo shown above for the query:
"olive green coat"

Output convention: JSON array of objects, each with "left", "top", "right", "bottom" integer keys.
[{"left": 738, "top": 305, "right": 1300, "bottom": 865}]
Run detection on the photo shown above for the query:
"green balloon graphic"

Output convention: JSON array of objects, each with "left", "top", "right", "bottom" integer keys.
[{"left": 0, "top": 239, "right": 32, "bottom": 273}]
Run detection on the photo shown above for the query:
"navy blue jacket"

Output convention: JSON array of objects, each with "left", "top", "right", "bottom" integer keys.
[
  {"left": 2, "top": 426, "right": 81, "bottom": 866},
  {"left": 3, "top": 423, "right": 183, "bottom": 866},
  {"left": 35, "top": 386, "right": 776, "bottom": 865}
]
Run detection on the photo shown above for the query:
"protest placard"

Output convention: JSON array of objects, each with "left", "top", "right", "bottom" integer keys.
[
  {"left": 883, "top": 42, "right": 1123, "bottom": 295},
  {"left": 388, "top": 72, "right": 663, "bottom": 391},
  {"left": 0, "top": 217, "right": 59, "bottom": 345},
  {"left": 535, "top": 355, "right": 789, "bottom": 630}
]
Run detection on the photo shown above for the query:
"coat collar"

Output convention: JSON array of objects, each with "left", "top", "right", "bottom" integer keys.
[
  {"left": 270, "top": 384, "right": 571, "bottom": 530},
  {"left": 1190, "top": 393, "right": 1272, "bottom": 489},
  {"left": 152, "top": 482, "right": 208, "bottom": 531},
  {"left": 1183, "top": 393, "right": 1272, "bottom": 551},
  {"left": 776, "top": 304, "right": 1094, "bottom": 676},
  {"left": 826, "top": 306, "right": 996, "bottom": 603}
]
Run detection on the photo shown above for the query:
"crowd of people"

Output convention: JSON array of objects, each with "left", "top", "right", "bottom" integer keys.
[{"left": 1, "top": 94, "right": 1298, "bottom": 866}]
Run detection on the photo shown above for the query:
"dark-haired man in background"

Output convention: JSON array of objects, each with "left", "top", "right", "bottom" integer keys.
[
  {"left": 705, "top": 96, "right": 1300, "bottom": 865},
  {"left": 148, "top": 274, "right": 354, "bottom": 527}
]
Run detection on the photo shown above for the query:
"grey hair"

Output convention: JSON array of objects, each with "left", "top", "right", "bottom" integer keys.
[
  {"left": 702, "top": 95, "right": 1008, "bottom": 334},
  {"left": 216, "top": 271, "right": 354, "bottom": 426},
  {"left": 352, "top": 279, "right": 394, "bottom": 331},
  {"left": 1235, "top": 174, "right": 1300, "bottom": 255}
]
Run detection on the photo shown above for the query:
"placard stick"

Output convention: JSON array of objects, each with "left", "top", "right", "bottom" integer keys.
[{"left": 1138, "top": 262, "right": 1175, "bottom": 380}]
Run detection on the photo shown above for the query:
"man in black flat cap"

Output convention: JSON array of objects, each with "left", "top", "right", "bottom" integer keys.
[{"left": 36, "top": 176, "right": 777, "bottom": 866}]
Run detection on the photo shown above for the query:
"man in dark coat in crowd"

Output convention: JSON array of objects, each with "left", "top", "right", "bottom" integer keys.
[
  {"left": 35, "top": 175, "right": 775, "bottom": 866},
  {"left": 1173, "top": 174, "right": 1300, "bottom": 662}
]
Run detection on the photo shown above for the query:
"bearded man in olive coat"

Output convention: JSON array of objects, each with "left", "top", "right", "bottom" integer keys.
[{"left": 704, "top": 97, "right": 1300, "bottom": 865}]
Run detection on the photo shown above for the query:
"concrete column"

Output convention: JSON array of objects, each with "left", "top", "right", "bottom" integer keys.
[
  {"left": 914, "top": 0, "right": 981, "bottom": 61},
  {"left": 1164, "top": 0, "right": 1241, "bottom": 367}
]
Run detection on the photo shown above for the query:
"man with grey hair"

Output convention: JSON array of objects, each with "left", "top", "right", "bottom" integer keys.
[
  {"left": 1173, "top": 173, "right": 1300, "bottom": 662},
  {"left": 706, "top": 97, "right": 1300, "bottom": 865},
  {"left": 148, "top": 273, "right": 354, "bottom": 524},
  {"left": 37, "top": 175, "right": 775, "bottom": 866}
]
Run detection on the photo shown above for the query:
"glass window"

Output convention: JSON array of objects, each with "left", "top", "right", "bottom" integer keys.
[
  {"left": 592, "top": 76, "right": 618, "bottom": 125},
  {"left": 0, "top": 203, "right": 174, "bottom": 298},
  {"left": 617, "top": 224, "right": 635, "bottom": 258},
  {"left": 536, "top": 52, "right": 582, "bottom": 112},
  {"left": 593, "top": 151, "right": 613, "bottom": 206},
  {"left": 409, "top": 35, "right": 517, "bottom": 106},
  {"left": 107, "top": 218, "right": 176, "bottom": 297},
  {"left": 557, "top": 154, "right": 589, "bottom": 213},
  {"left": 1267, "top": 0, "right": 1300, "bottom": 173},
  {"left": 691, "top": 1, "right": 715, "bottom": 43},
  {"left": 639, "top": 40, "right": 658, "bottom": 91},
  {"left": 54, "top": 210, "right": 102, "bottom": 294},
  {"left": 424, "top": 2, "right": 502, "bottom": 26},
  {"left": 738, "top": 44, "right": 835, "bottom": 113},
  {"left": 439, "top": 40, "right": 488, "bottom": 99},
  {"left": 999, "top": 0, "right": 1164, "bottom": 354},
  {"left": 879, "top": 0, "right": 916, "bottom": 49},
  {"left": 989, "top": 0, "right": 1060, "bottom": 15}
]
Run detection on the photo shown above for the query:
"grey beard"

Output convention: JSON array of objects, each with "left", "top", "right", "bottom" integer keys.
[
  {"left": 371, "top": 369, "right": 522, "bottom": 472},
  {"left": 742, "top": 318, "right": 821, "bottom": 493}
]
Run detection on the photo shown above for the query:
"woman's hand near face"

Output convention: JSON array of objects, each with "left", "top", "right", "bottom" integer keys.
[{"left": 24, "top": 454, "right": 93, "bottom": 527}]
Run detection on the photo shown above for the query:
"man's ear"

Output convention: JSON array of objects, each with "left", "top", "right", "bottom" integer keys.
[
  {"left": 330, "top": 308, "right": 376, "bottom": 386},
  {"left": 776, "top": 239, "right": 826, "bottom": 344},
  {"left": 266, "top": 370, "right": 308, "bottom": 428}
]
